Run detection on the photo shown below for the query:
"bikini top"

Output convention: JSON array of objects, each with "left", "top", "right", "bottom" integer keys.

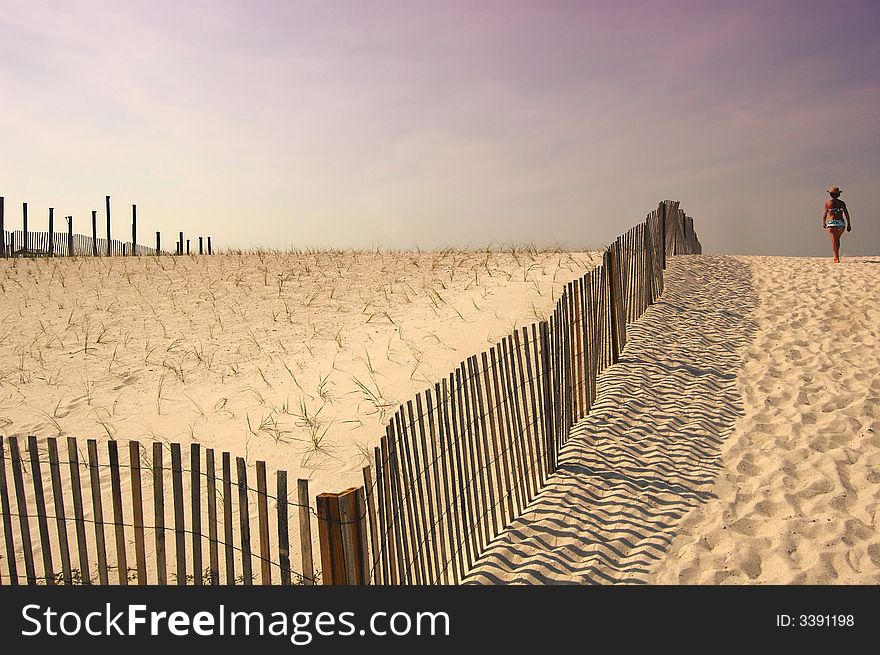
[{"left": 827, "top": 207, "right": 843, "bottom": 215}]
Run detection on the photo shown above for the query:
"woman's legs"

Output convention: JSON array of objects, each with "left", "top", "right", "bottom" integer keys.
[{"left": 829, "top": 227, "right": 844, "bottom": 262}]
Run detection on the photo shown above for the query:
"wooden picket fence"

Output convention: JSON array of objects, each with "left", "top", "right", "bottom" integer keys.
[
  {"left": 317, "top": 200, "right": 701, "bottom": 585},
  {"left": 0, "top": 435, "right": 316, "bottom": 586}
]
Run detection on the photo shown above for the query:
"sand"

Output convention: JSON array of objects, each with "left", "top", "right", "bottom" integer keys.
[
  {"left": 4, "top": 250, "right": 878, "bottom": 584},
  {"left": 0, "top": 248, "right": 600, "bottom": 499},
  {"left": 649, "top": 255, "right": 880, "bottom": 583},
  {"left": 466, "top": 254, "right": 880, "bottom": 584}
]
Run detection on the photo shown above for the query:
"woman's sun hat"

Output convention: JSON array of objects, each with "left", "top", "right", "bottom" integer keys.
[{"left": 827, "top": 186, "right": 842, "bottom": 194}]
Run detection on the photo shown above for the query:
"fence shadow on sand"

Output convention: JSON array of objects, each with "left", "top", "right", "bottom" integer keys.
[{"left": 464, "top": 255, "right": 758, "bottom": 584}]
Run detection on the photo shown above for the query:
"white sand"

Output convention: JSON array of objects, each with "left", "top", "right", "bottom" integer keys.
[
  {"left": 0, "top": 249, "right": 599, "bottom": 498},
  {"left": 649, "top": 255, "right": 880, "bottom": 583},
  {"left": 466, "top": 254, "right": 880, "bottom": 584}
]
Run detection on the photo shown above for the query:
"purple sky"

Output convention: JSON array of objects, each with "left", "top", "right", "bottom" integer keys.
[{"left": 2, "top": 0, "right": 878, "bottom": 254}]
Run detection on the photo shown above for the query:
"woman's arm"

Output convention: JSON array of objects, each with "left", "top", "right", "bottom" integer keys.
[
  {"left": 843, "top": 201, "right": 852, "bottom": 231},
  {"left": 822, "top": 205, "right": 828, "bottom": 228}
]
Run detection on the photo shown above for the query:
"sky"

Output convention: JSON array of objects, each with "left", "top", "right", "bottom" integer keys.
[{"left": 1, "top": 0, "right": 878, "bottom": 255}]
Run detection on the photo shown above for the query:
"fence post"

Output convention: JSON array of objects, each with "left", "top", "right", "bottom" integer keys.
[
  {"left": 91, "top": 211, "right": 98, "bottom": 256},
  {"left": 317, "top": 488, "right": 368, "bottom": 585},
  {"left": 105, "top": 196, "right": 111, "bottom": 257},
  {"left": 0, "top": 196, "right": 4, "bottom": 257},
  {"left": 199, "top": 236, "right": 203, "bottom": 255},
  {"left": 604, "top": 248, "right": 621, "bottom": 365},
  {"left": 179, "top": 231, "right": 184, "bottom": 256},
  {"left": 67, "top": 216, "right": 73, "bottom": 256},
  {"left": 317, "top": 492, "right": 344, "bottom": 585},
  {"left": 207, "top": 236, "right": 212, "bottom": 255},
  {"left": 22, "top": 202, "right": 28, "bottom": 254},
  {"left": 131, "top": 204, "right": 137, "bottom": 256},
  {"left": 658, "top": 201, "right": 667, "bottom": 270},
  {"left": 156, "top": 231, "right": 161, "bottom": 255},
  {"left": 186, "top": 239, "right": 190, "bottom": 255},
  {"left": 48, "top": 208, "right": 54, "bottom": 257}
]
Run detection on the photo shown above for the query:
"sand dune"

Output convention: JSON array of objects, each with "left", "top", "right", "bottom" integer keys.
[{"left": 0, "top": 249, "right": 599, "bottom": 499}]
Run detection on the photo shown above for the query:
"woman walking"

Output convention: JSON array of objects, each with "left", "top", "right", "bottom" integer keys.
[{"left": 822, "top": 186, "right": 852, "bottom": 263}]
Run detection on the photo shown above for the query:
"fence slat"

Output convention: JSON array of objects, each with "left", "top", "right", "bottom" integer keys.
[
  {"left": 391, "top": 414, "right": 419, "bottom": 583},
  {"left": 236, "top": 457, "right": 252, "bottom": 585},
  {"left": 379, "top": 436, "right": 401, "bottom": 584},
  {"left": 9, "top": 438, "right": 36, "bottom": 584},
  {"left": 361, "top": 465, "right": 381, "bottom": 585},
  {"left": 385, "top": 426, "right": 410, "bottom": 584},
  {"left": 466, "top": 356, "right": 491, "bottom": 549},
  {"left": 373, "top": 447, "right": 391, "bottom": 585},
  {"left": 523, "top": 325, "right": 545, "bottom": 486},
  {"left": 448, "top": 370, "right": 474, "bottom": 573},
  {"left": 404, "top": 399, "right": 431, "bottom": 584},
  {"left": 221, "top": 452, "right": 235, "bottom": 583},
  {"left": 170, "top": 443, "right": 186, "bottom": 585},
  {"left": 107, "top": 440, "right": 128, "bottom": 585},
  {"left": 68, "top": 438, "right": 92, "bottom": 584},
  {"left": 129, "top": 441, "right": 147, "bottom": 585},
  {"left": 0, "top": 437, "right": 19, "bottom": 585},
  {"left": 425, "top": 387, "right": 450, "bottom": 585},
  {"left": 191, "top": 444, "right": 202, "bottom": 585},
  {"left": 295, "top": 478, "right": 314, "bottom": 586},
  {"left": 355, "top": 487, "right": 370, "bottom": 584},
  {"left": 27, "top": 436, "right": 55, "bottom": 585},
  {"left": 513, "top": 330, "right": 540, "bottom": 498},
  {"left": 501, "top": 338, "right": 529, "bottom": 507},
  {"left": 152, "top": 443, "right": 166, "bottom": 585},
  {"left": 438, "top": 380, "right": 463, "bottom": 583},
  {"left": 415, "top": 392, "right": 442, "bottom": 584},
  {"left": 459, "top": 362, "right": 484, "bottom": 563},
  {"left": 481, "top": 350, "right": 509, "bottom": 530},
  {"left": 491, "top": 347, "right": 517, "bottom": 523},
  {"left": 277, "top": 471, "right": 291, "bottom": 585},
  {"left": 86, "top": 439, "right": 109, "bottom": 585},
  {"left": 256, "top": 461, "right": 271, "bottom": 585},
  {"left": 206, "top": 449, "right": 219, "bottom": 585}
]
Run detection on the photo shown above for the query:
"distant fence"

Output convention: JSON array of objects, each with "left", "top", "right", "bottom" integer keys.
[
  {"left": 0, "top": 436, "right": 316, "bottom": 585},
  {"left": 0, "top": 195, "right": 213, "bottom": 258},
  {"left": 316, "top": 200, "right": 701, "bottom": 585},
  {"left": 0, "top": 200, "right": 700, "bottom": 585}
]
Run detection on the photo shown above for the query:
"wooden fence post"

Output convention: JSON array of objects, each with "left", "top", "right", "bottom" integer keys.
[
  {"left": 91, "top": 211, "right": 98, "bottom": 256},
  {"left": 67, "top": 216, "right": 73, "bottom": 256},
  {"left": 199, "top": 236, "right": 203, "bottom": 255},
  {"left": 186, "top": 239, "right": 190, "bottom": 255},
  {"left": 179, "top": 231, "right": 184, "bottom": 256},
  {"left": 0, "top": 196, "right": 4, "bottom": 257},
  {"left": 156, "top": 231, "right": 161, "bottom": 255},
  {"left": 317, "top": 487, "right": 368, "bottom": 585},
  {"left": 105, "top": 196, "right": 112, "bottom": 257},
  {"left": 658, "top": 201, "right": 667, "bottom": 270},
  {"left": 207, "top": 236, "right": 212, "bottom": 255},
  {"left": 22, "top": 202, "right": 27, "bottom": 254},
  {"left": 317, "top": 492, "right": 344, "bottom": 585},
  {"left": 131, "top": 204, "right": 137, "bottom": 256},
  {"left": 604, "top": 248, "right": 621, "bottom": 365},
  {"left": 48, "top": 208, "right": 54, "bottom": 256}
]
